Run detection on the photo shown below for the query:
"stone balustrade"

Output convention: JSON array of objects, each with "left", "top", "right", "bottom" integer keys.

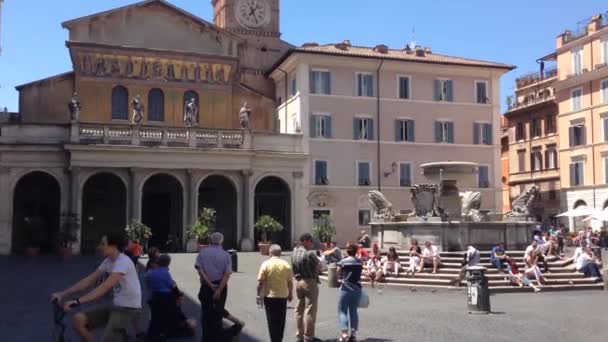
[{"left": 0, "top": 122, "right": 304, "bottom": 153}]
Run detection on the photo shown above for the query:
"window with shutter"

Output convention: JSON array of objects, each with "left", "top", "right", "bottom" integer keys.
[
  {"left": 446, "top": 122, "right": 454, "bottom": 143},
  {"left": 310, "top": 70, "right": 331, "bottom": 94},
  {"left": 399, "top": 77, "right": 410, "bottom": 99},
  {"left": 476, "top": 81, "right": 488, "bottom": 103},
  {"left": 473, "top": 123, "right": 481, "bottom": 144},
  {"left": 358, "top": 210, "right": 371, "bottom": 225},
  {"left": 478, "top": 166, "right": 489, "bottom": 188},
  {"left": 483, "top": 123, "right": 493, "bottom": 145},
  {"left": 602, "top": 80, "right": 608, "bottom": 104},
  {"left": 571, "top": 88, "right": 582, "bottom": 111},
  {"left": 399, "top": 163, "right": 412, "bottom": 187},
  {"left": 357, "top": 162, "right": 371, "bottom": 186},
  {"left": 604, "top": 117, "right": 608, "bottom": 142},
  {"left": 518, "top": 150, "right": 526, "bottom": 172},
  {"left": 314, "top": 161, "right": 328, "bottom": 185}
]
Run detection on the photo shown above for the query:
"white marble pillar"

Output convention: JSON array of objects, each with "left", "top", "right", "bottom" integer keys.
[
  {"left": 292, "top": 171, "right": 304, "bottom": 246},
  {"left": 186, "top": 169, "right": 198, "bottom": 247},
  {"left": 129, "top": 168, "right": 143, "bottom": 222},
  {"left": 240, "top": 169, "right": 254, "bottom": 251}
]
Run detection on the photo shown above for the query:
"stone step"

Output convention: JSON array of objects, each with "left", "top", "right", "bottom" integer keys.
[
  {"left": 489, "top": 283, "right": 604, "bottom": 293},
  {"left": 365, "top": 264, "right": 576, "bottom": 273},
  {"left": 345, "top": 275, "right": 598, "bottom": 286},
  {"left": 341, "top": 271, "right": 587, "bottom": 280}
]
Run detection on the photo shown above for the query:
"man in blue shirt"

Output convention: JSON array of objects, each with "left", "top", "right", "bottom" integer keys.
[{"left": 490, "top": 243, "right": 509, "bottom": 273}]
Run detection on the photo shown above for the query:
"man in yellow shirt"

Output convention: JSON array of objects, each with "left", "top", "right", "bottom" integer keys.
[{"left": 257, "top": 244, "right": 294, "bottom": 342}]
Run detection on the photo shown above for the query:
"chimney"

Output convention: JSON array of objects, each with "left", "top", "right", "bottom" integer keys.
[
  {"left": 373, "top": 44, "right": 388, "bottom": 54},
  {"left": 424, "top": 47, "right": 432, "bottom": 54},
  {"left": 415, "top": 46, "right": 425, "bottom": 57},
  {"left": 588, "top": 14, "right": 602, "bottom": 33},
  {"left": 403, "top": 44, "right": 413, "bottom": 54},
  {"left": 335, "top": 39, "right": 352, "bottom": 51},
  {"left": 301, "top": 42, "right": 319, "bottom": 48}
]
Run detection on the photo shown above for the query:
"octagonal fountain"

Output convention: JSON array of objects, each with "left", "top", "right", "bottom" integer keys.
[{"left": 369, "top": 161, "right": 537, "bottom": 251}]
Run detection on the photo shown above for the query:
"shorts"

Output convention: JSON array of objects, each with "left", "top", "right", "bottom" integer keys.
[{"left": 84, "top": 305, "right": 141, "bottom": 342}]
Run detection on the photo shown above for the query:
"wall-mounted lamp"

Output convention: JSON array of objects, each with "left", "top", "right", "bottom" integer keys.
[{"left": 383, "top": 162, "right": 398, "bottom": 178}]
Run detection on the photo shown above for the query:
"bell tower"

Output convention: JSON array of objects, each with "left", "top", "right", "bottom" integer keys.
[
  {"left": 211, "top": 0, "right": 288, "bottom": 98},
  {"left": 212, "top": 0, "right": 280, "bottom": 37}
]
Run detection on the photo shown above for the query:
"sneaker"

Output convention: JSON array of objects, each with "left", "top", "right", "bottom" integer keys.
[{"left": 533, "top": 287, "right": 541, "bottom": 293}]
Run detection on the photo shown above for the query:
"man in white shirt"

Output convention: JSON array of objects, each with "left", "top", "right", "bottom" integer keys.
[
  {"left": 524, "top": 240, "right": 549, "bottom": 272},
  {"left": 576, "top": 248, "right": 603, "bottom": 282},
  {"left": 450, "top": 245, "right": 480, "bottom": 286},
  {"left": 421, "top": 241, "right": 441, "bottom": 274},
  {"left": 51, "top": 234, "right": 142, "bottom": 342}
]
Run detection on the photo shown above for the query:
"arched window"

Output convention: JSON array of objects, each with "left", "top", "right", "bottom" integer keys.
[
  {"left": 111, "top": 86, "right": 129, "bottom": 120},
  {"left": 184, "top": 90, "right": 198, "bottom": 106},
  {"left": 148, "top": 88, "right": 164, "bottom": 122},
  {"left": 573, "top": 200, "right": 587, "bottom": 209}
]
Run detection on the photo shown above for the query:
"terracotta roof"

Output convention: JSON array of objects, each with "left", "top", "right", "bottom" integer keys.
[{"left": 269, "top": 43, "right": 515, "bottom": 74}]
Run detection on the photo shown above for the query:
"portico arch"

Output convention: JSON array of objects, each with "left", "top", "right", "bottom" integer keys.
[
  {"left": 254, "top": 176, "right": 291, "bottom": 249},
  {"left": 11, "top": 171, "right": 61, "bottom": 254},
  {"left": 81, "top": 172, "right": 127, "bottom": 254},
  {"left": 142, "top": 173, "right": 184, "bottom": 250},
  {"left": 198, "top": 175, "right": 238, "bottom": 249}
]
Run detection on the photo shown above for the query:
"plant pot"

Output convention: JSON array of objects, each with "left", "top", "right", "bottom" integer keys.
[
  {"left": 25, "top": 246, "right": 40, "bottom": 257},
  {"left": 58, "top": 247, "right": 73, "bottom": 261},
  {"left": 258, "top": 243, "right": 271, "bottom": 256}
]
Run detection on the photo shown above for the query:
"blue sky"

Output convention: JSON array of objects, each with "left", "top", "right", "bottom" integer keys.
[{"left": 0, "top": 0, "right": 606, "bottom": 112}]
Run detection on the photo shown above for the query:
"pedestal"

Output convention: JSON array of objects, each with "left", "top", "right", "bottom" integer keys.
[{"left": 240, "top": 237, "right": 254, "bottom": 252}]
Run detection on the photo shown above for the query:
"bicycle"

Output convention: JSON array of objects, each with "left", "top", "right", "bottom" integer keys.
[{"left": 52, "top": 299, "right": 69, "bottom": 342}]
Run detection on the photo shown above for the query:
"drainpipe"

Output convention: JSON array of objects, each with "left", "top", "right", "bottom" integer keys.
[
  {"left": 590, "top": 78, "right": 596, "bottom": 210},
  {"left": 278, "top": 68, "right": 289, "bottom": 133},
  {"left": 376, "top": 60, "right": 384, "bottom": 191}
]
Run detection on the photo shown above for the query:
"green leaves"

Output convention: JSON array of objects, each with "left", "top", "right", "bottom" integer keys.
[
  {"left": 254, "top": 215, "right": 284, "bottom": 243},
  {"left": 312, "top": 214, "right": 336, "bottom": 243},
  {"left": 125, "top": 220, "right": 152, "bottom": 242},
  {"left": 188, "top": 208, "right": 216, "bottom": 243}
]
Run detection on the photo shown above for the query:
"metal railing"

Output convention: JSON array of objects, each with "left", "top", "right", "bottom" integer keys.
[{"left": 515, "top": 67, "right": 557, "bottom": 88}]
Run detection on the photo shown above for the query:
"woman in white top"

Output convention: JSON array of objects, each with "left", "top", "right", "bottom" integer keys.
[
  {"left": 405, "top": 240, "right": 422, "bottom": 277},
  {"left": 525, "top": 249, "right": 547, "bottom": 286},
  {"left": 365, "top": 255, "right": 383, "bottom": 288},
  {"left": 381, "top": 247, "right": 401, "bottom": 276}
]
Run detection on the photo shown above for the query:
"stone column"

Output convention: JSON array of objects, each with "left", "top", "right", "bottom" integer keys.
[
  {"left": 0, "top": 167, "right": 11, "bottom": 254},
  {"left": 67, "top": 167, "right": 82, "bottom": 253},
  {"left": 240, "top": 169, "right": 254, "bottom": 251},
  {"left": 292, "top": 171, "right": 304, "bottom": 246},
  {"left": 186, "top": 169, "right": 198, "bottom": 246},
  {"left": 129, "top": 168, "right": 143, "bottom": 222}
]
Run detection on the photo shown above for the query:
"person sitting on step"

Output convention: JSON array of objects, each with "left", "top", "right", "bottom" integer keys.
[
  {"left": 576, "top": 247, "right": 603, "bottom": 282},
  {"left": 419, "top": 241, "right": 441, "bottom": 274},
  {"left": 524, "top": 249, "right": 547, "bottom": 286},
  {"left": 506, "top": 259, "right": 541, "bottom": 292},
  {"left": 525, "top": 240, "right": 549, "bottom": 273},
  {"left": 490, "top": 242, "right": 510, "bottom": 273},
  {"left": 381, "top": 247, "right": 401, "bottom": 277},
  {"left": 365, "top": 255, "right": 384, "bottom": 288},
  {"left": 405, "top": 240, "right": 422, "bottom": 277},
  {"left": 323, "top": 241, "right": 343, "bottom": 265},
  {"left": 370, "top": 243, "right": 381, "bottom": 259}
]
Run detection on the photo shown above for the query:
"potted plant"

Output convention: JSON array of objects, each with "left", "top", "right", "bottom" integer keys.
[
  {"left": 125, "top": 220, "right": 152, "bottom": 245},
  {"left": 23, "top": 216, "right": 45, "bottom": 257},
  {"left": 187, "top": 208, "right": 215, "bottom": 252},
  {"left": 255, "top": 215, "right": 284, "bottom": 255},
  {"left": 57, "top": 213, "right": 79, "bottom": 261},
  {"left": 313, "top": 214, "right": 336, "bottom": 251}
]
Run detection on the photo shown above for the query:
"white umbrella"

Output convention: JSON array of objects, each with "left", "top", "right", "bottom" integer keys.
[
  {"left": 556, "top": 206, "right": 597, "bottom": 218},
  {"left": 583, "top": 208, "right": 608, "bottom": 222}
]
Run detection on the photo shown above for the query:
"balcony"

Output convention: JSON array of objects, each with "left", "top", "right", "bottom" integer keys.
[
  {"left": 515, "top": 67, "right": 557, "bottom": 89},
  {"left": 0, "top": 122, "right": 304, "bottom": 154},
  {"left": 561, "top": 12, "right": 608, "bottom": 44},
  {"left": 506, "top": 92, "right": 555, "bottom": 112}
]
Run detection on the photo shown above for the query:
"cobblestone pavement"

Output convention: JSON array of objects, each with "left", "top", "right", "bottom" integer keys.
[{"left": 1, "top": 252, "right": 607, "bottom": 342}]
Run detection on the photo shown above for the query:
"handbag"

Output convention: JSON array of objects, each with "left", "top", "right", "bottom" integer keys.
[{"left": 358, "top": 290, "right": 370, "bottom": 309}]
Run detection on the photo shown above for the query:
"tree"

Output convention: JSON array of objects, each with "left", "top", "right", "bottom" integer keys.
[
  {"left": 188, "top": 208, "right": 216, "bottom": 244},
  {"left": 313, "top": 214, "right": 336, "bottom": 243},
  {"left": 254, "top": 215, "right": 284, "bottom": 243}
]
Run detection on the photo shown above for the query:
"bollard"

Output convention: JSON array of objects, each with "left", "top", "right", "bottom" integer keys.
[
  {"left": 228, "top": 249, "right": 238, "bottom": 273},
  {"left": 602, "top": 249, "right": 608, "bottom": 291},
  {"left": 466, "top": 266, "right": 491, "bottom": 314},
  {"left": 327, "top": 264, "right": 340, "bottom": 288}
]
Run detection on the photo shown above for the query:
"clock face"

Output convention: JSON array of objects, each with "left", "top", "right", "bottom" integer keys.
[{"left": 236, "top": 0, "right": 271, "bottom": 29}]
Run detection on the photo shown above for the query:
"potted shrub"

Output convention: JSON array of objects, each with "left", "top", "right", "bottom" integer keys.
[
  {"left": 313, "top": 214, "right": 336, "bottom": 251},
  {"left": 188, "top": 208, "right": 215, "bottom": 252},
  {"left": 57, "top": 213, "right": 79, "bottom": 261},
  {"left": 24, "top": 216, "right": 45, "bottom": 257},
  {"left": 125, "top": 220, "right": 152, "bottom": 245},
  {"left": 255, "top": 215, "right": 284, "bottom": 255}
]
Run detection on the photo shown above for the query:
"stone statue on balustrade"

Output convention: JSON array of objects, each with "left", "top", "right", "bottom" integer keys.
[
  {"left": 239, "top": 102, "right": 251, "bottom": 129},
  {"left": 368, "top": 190, "right": 394, "bottom": 222},
  {"left": 184, "top": 98, "right": 199, "bottom": 127},
  {"left": 505, "top": 185, "right": 540, "bottom": 218},
  {"left": 68, "top": 92, "right": 81, "bottom": 122},
  {"left": 131, "top": 95, "right": 144, "bottom": 125},
  {"left": 409, "top": 184, "right": 439, "bottom": 219}
]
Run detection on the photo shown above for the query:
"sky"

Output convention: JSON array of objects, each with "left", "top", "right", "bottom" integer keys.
[{"left": 0, "top": 0, "right": 606, "bottom": 113}]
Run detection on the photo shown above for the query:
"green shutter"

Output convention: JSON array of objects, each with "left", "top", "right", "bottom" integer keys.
[
  {"left": 435, "top": 121, "right": 442, "bottom": 142},
  {"left": 447, "top": 122, "right": 454, "bottom": 143},
  {"left": 325, "top": 116, "right": 332, "bottom": 138},
  {"left": 473, "top": 123, "right": 480, "bottom": 144},
  {"left": 310, "top": 115, "right": 316, "bottom": 138},
  {"left": 446, "top": 80, "right": 454, "bottom": 102},
  {"left": 368, "top": 119, "right": 375, "bottom": 140},
  {"left": 408, "top": 120, "right": 415, "bottom": 142},
  {"left": 395, "top": 120, "right": 402, "bottom": 141},
  {"left": 354, "top": 118, "right": 360, "bottom": 140},
  {"left": 434, "top": 80, "right": 441, "bottom": 101},
  {"left": 485, "top": 123, "right": 493, "bottom": 145}
]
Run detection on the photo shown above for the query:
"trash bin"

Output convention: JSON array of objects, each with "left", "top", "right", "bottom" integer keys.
[
  {"left": 466, "top": 266, "right": 491, "bottom": 314},
  {"left": 228, "top": 249, "right": 238, "bottom": 273},
  {"left": 327, "top": 264, "right": 339, "bottom": 288}
]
